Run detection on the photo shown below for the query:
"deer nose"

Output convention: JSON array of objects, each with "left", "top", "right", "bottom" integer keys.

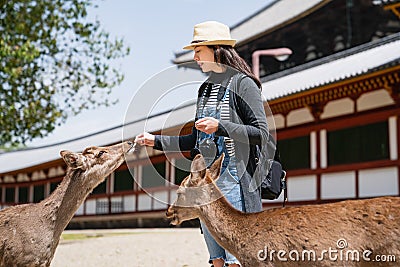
[{"left": 127, "top": 141, "right": 133, "bottom": 146}]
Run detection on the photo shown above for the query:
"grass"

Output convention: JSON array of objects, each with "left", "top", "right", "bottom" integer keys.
[
  {"left": 60, "top": 231, "right": 158, "bottom": 241},
  {"left": 61, "top": 233, "right": 103, "bottom": 241}
]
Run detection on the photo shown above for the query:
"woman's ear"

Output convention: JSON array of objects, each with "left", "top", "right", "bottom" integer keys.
[{"left": 60, "top": 150, "right": 86, "bottom": 170}]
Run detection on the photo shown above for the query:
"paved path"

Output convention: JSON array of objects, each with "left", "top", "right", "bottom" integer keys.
[{"left": 51, "top": 228, "right": 210, "bottom": 267}]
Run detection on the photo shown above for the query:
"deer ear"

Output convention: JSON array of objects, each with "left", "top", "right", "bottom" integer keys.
[
  {"left": 60, "top": 150, "right": 86, "bottom": 170},
  {"left": 190, "top": 154, "right": 206, "bottom": 180},
  {"left": 208, "top": 153, "right": 224, "bottom": 181}
]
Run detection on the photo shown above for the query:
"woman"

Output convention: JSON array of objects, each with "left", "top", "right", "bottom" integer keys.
[{"left": 135, "top": 21, "right": 270, "bottom": 267}]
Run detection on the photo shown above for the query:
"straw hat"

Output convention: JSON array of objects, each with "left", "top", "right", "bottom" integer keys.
[{"left": 183, "top": 21, "right": 236, "bottom": 50}]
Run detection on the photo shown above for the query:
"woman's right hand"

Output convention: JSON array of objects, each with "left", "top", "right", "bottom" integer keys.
[{"left": 134, "top": 132, "right": 155, "bottom": 147}]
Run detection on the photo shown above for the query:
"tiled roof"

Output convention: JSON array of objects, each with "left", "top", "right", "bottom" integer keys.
[{"left": 262, "top": 33, "right": 400, "bottom": 100}]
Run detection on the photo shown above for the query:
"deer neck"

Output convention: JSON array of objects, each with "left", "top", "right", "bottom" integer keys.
[
  {"left": 198, "top": 184, "right": 248, "bottom": 251},
  {"left": 43, "top": 169, "right": 93, "bottom": 237}
]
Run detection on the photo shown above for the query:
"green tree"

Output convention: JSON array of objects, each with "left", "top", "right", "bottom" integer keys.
[{"left": 0, "top": 0, "right": 130, "bottom": 146}]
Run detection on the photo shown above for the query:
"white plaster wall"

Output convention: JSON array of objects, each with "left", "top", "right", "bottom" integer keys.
[
  {"left": 85, "top": 199, "right": 96, "bottom": 215},
  {"left": 138, "top": 193, "right": 152, "bottom": 211},
  {"left": 320, "top": 98, "right": 354, "bottom": 120},
  {"left": 321, "top": 171, "right": 356, "bottom": 199},
  {"left": 288, "top": 175, "right": 317, "bottom": 201},
  {"left": 359, "top": 167, "right": 399, "bottom": 197},
  {"left": 153, "top": 191, "right": 169, "bottom": 210},
  {"left": 273, "top": 114, "right": 285, "bottom": 129},
  {"left": 75, "top": 203, "right": 84, "bottom": 215},
  {"left": 357, "top": 89, "right": 394, "bottom": 112},
  {"left": 123, "top": 196, "right": 136, "bottom": 212},
  {"left": 287, "top": 108, "right": 314, "bottom": 127},
  {"left": 170, "top": 190, "right": 177, "bottom": 204},
  {"left": 267, "top": 114, "right": 279, "bottom": 132}
]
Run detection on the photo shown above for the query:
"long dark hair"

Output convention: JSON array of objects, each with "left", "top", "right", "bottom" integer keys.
[{"left": 209, "top": 45, "right": 261, "bottom": 89}]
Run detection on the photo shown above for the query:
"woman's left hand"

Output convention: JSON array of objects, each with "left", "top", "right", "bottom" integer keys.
[{"left": 195, "top": 117, "right": 219, "bottom": 134}]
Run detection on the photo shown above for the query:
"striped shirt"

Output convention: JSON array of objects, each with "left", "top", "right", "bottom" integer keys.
[{"left": 198, "top": 80, "right": 236, "bottom": 157}]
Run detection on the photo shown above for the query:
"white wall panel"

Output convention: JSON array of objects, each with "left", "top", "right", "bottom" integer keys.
[
  {"left": 320, "top": 98, "right": 354, "bottom": 119},
  {"left": 359, "top": 167, "right": 399, "bottom": 197},
  {"left": 124, "top": 196, "right": 136, "bottom": 212},
  {"left": 321, "top": 172, "right": 356, "bottom": 199},
  {"left": 287, "top": 108, "right": 314, "bottom": 127},
  {"left": 288, "top": 175, "right": 317, "bottom": 201},
  {"left": 75, "top": 203, "right": 84, "bottom": 215},
  {"left": 357, "top": 89, "right": 394, "bottom": 112},
  {"left": 153, "top": 191, "right": 169, "bottom": 210},
  {"left": 85, "top": 199, "right": 96, "bottom": 215},
  {"left": 272, "top": 114, "right": 285, "bottom": 129},
  {"left": 138, "top": 194, "right": 152, "bottom": 211}
]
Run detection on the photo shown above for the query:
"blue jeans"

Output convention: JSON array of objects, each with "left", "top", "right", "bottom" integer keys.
[
  {"left": 200, "top": 156, "right": 244, "bottom": 265},
  {"left": 197, "top": 98, "right": 243, "bottom": 264}
]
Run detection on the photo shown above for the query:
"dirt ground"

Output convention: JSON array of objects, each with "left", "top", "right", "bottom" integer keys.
[{"left": 51, "top": 228, "right": 210, "bottom": 267}]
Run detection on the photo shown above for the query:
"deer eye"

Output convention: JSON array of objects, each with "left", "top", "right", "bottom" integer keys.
[{"left": 96, "top": 151, "right": 106, "bottom": 158}]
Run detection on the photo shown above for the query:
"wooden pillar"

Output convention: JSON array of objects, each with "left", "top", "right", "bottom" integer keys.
[
  {"left": 355, "top": 170, "right": 359, "bottom": 199},
  {"left": 316, "top": 128, "right": 321, "bottom": 203},
  {"left": 398, "top": 115, "right": 400, "bottom": 196}
]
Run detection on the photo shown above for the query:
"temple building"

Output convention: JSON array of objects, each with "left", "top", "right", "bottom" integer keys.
[{"left": 1, "top": 0, "right": 399, "bottom": 228}]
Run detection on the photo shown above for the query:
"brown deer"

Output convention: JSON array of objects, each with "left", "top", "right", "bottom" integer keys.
[
  {"left": 167, "top": 154, "right": 400, "bottom": 267},
  {"left": 0, "top": 141, "right": 133, "bottom": 267}
]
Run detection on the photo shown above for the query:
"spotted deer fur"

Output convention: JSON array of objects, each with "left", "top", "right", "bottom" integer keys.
[{"left": 167, "top": 154, "right": 400, "bottom": 267}]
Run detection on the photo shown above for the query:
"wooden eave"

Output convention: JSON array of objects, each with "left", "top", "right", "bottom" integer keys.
[{"left": 0, "top": 158, "right": 64, "bottom": 177}]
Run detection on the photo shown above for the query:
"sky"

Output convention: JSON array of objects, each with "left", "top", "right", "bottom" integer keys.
[{"left": 28, "top": 0, "right": 273, "bottom": 147}]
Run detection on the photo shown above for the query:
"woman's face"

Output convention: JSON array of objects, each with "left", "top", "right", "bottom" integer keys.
[{"left": 193, "top": 46, "right": 220, "bottom": 72}]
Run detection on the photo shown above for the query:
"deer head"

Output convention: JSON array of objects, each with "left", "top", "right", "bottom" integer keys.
[
  {"left": 60, "top": 141, "right": 134, "bottom": 180},
  {"left": 166, "top": 153, "right": 224, "bottom": 225}
]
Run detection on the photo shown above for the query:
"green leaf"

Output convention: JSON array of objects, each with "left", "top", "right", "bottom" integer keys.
[{"left": 0, "top": 0, "right": 130, "bottom": 146}]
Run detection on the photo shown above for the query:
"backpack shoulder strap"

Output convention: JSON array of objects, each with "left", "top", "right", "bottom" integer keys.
[{"left": 230, "top": 73, "right": 248, "bottom": 122}]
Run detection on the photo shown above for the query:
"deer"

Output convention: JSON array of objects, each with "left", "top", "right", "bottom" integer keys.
[
  {"left": 0, "top": 141, "right": 134, "bottom": 267},
  {"left": 166, "top": 154, "right": 400, "bottom": 267}
]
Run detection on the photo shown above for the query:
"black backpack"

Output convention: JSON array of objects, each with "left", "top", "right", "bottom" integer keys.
[
  {"left": 260, "top": 148, "right": 287, "bottom": 206},
  {"left": 230, "top": 73, "right": 288, "bottom": 206}
]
